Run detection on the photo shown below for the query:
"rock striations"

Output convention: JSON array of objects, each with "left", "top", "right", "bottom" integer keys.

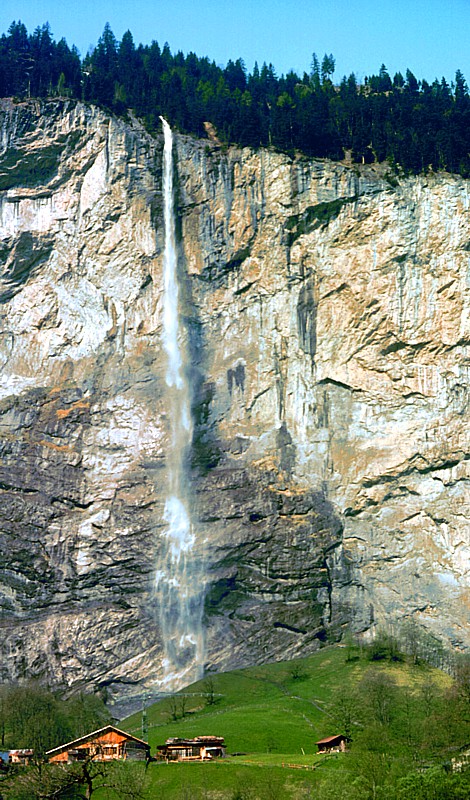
[{"left": 0, "top": 99, "right": 468, "bottom": 702}]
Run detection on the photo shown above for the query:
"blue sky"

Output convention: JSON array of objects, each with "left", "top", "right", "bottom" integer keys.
[{"left": 2, "top": 1, "right": 469, "bottom": 84}]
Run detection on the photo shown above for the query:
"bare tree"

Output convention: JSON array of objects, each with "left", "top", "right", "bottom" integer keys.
[
  {"left": 330, "top": 686, "right": 361, "bottom": 738},
  {"left": 2, "top": 759, "right": 107, "bottom": 800},
  {"left": 178, "top": 695, "right": 188, "bottom": 718},
  {"left": 167, "top": 695, "right": 179, "bottom": 722},
  {"left": 360, "top": 671, "right": 396, "bottom": 726},
  {"left": 454, "top": 654, "right": 470, "bottom": 705},
  {"left": 203, "top": 676, "right": 216, "bottom": 706},
  {"left": 105, "top": 761, "right": 150, "bottom": 800},
  {"left": 420, "top": 680, "right": 437, "bottom": 716}
]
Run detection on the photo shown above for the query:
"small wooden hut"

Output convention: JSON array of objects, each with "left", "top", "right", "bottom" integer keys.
[
  {"left": 316, "top": 734, "right": 350, "bottom": 753},
  {"left": 8, "top": 749, "right": 34, "bottom": 766},
  {"left": 46, "top": 725, "right": 150, "bottom": 764},
  {"left": 156, "top": 736, "right": 226, "bottom": 761}
]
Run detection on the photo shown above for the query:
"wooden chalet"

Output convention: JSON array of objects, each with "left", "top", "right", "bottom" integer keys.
[
  {"left": 8, "top": 749, "right": 34, "bottom": 766},
  {"left": 46, "top": 725, "right": 150, "bottom": 764},
  {"left": 156, "top": 736, "right": 226, "bottom": 762},
  {"left": 316, "top": 734, "right": 350, "bottom": 753}
]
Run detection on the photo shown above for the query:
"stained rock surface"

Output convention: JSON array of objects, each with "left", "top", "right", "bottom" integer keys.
[{"left": 0, "top": 99, "right": 468, "bottom": 702}]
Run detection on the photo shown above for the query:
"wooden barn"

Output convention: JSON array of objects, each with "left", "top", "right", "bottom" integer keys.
[
  {"left": 316, "top": 734, "right": 350, "bottom": 753},
  {"left": 46, "top": 725, "right": 150, "bottom": 764},
  {"left": 8, "top": 749, "right": 34, "bottom": 766},
  {"left": 156, "top": 736, "right": 226, "bottom": 762}
]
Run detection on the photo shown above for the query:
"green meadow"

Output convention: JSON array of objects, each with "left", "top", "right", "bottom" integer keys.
[
  {"left": 96, "top": 643, "right": 470, "bottom": 799},
  {"left": 124, "top": 646, "right": 431, "bottom": 754}
]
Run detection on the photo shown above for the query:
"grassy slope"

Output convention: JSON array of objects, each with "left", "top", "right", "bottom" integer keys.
[
  {"left": 123, "top": 645, "right": 449, "bottom": 759},
  {"left": 90, "top": 646, "right": 465, "bottom": 800}
]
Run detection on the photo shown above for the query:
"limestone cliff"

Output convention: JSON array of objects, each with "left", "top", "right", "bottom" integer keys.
[{"left": 0, "top": 99, "right": 468, "bottom": 703}]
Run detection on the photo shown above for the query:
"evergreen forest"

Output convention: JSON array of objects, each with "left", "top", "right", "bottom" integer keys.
[{"left": 1, "top": 21, "right": 470, "bottom": 177}]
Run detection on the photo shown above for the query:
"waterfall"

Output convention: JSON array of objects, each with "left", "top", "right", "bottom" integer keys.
[{"left": 155, "top": 118, "right": 205, "bottom": 691}]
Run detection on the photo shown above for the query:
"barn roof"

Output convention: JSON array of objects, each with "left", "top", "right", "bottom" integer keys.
[
  {"left": 46, "top": 725, "right": 149, "bottom": 756},
  {"left": 157, "top": 736, "right": 225, "bottom": 749},
  {"left": 163, "top": 736, "right": 224, "bottom": 743},
  {"left": 316, "top": 734, "right": 348, "bottom": 744}
]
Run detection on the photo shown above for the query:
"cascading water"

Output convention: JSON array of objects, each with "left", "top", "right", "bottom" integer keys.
[{"left": 155, "top": 118, "right": 205, "bottom": 690}]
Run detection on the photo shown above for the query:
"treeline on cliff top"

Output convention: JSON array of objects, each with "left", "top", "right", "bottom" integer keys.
[{"left": 2, "top": 20, "right": 470, "bottom": 177}]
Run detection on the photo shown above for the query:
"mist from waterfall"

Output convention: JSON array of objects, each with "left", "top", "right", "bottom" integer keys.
[{"left": 155, "top": 117, "right": 205, "bottom": 691}]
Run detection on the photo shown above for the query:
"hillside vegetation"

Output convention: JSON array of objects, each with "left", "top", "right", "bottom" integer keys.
[
  {"left": 116, "top": 641, "right": 470, "bottom": 799},
  {"left": 1, "top": 641, "right": 469, "bottom": 798}
]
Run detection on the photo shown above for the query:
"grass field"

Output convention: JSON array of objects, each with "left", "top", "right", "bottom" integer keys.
[
  {"left": 123, "top": 645, "right": 449, "bottom": 758},
  {"left": 88, "top": 643, "right": 470, "bottom": 799},
  {"left": 1, "top": 641, "right": 466, "bottom": 799}
]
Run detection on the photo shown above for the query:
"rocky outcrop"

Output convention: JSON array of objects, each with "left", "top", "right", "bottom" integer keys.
[
  {"left": 175, "top": 137, "right": 470, "bottom": 655},
  {"left": 0, "top": 99, "right": 468, "bottom": 703}
]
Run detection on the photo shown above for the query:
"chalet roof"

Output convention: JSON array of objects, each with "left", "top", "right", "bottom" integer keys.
[
  {"left": 157, "top": 736, "right": 225, "bottom": 749},
  {"left": 45, "top": 725, "right": 149, "bottom": 757},
  {"left": 315, "top": 734, "right": 348, "bottom": 745},
  {"left": 164, "top": 736, "right": 224, "bottom": 745}
]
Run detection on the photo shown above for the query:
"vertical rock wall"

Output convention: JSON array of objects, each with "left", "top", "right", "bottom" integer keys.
[
  {"left": 175, "top": 136, "right": 470, "bottom": 655},
  {"left": 0, "top": 100, "right": 468, "bottom": 703}
]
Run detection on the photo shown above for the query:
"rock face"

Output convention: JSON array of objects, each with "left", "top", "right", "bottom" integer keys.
[{"left": 0, "top": 99, "right": 468, "bottom": 702}]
